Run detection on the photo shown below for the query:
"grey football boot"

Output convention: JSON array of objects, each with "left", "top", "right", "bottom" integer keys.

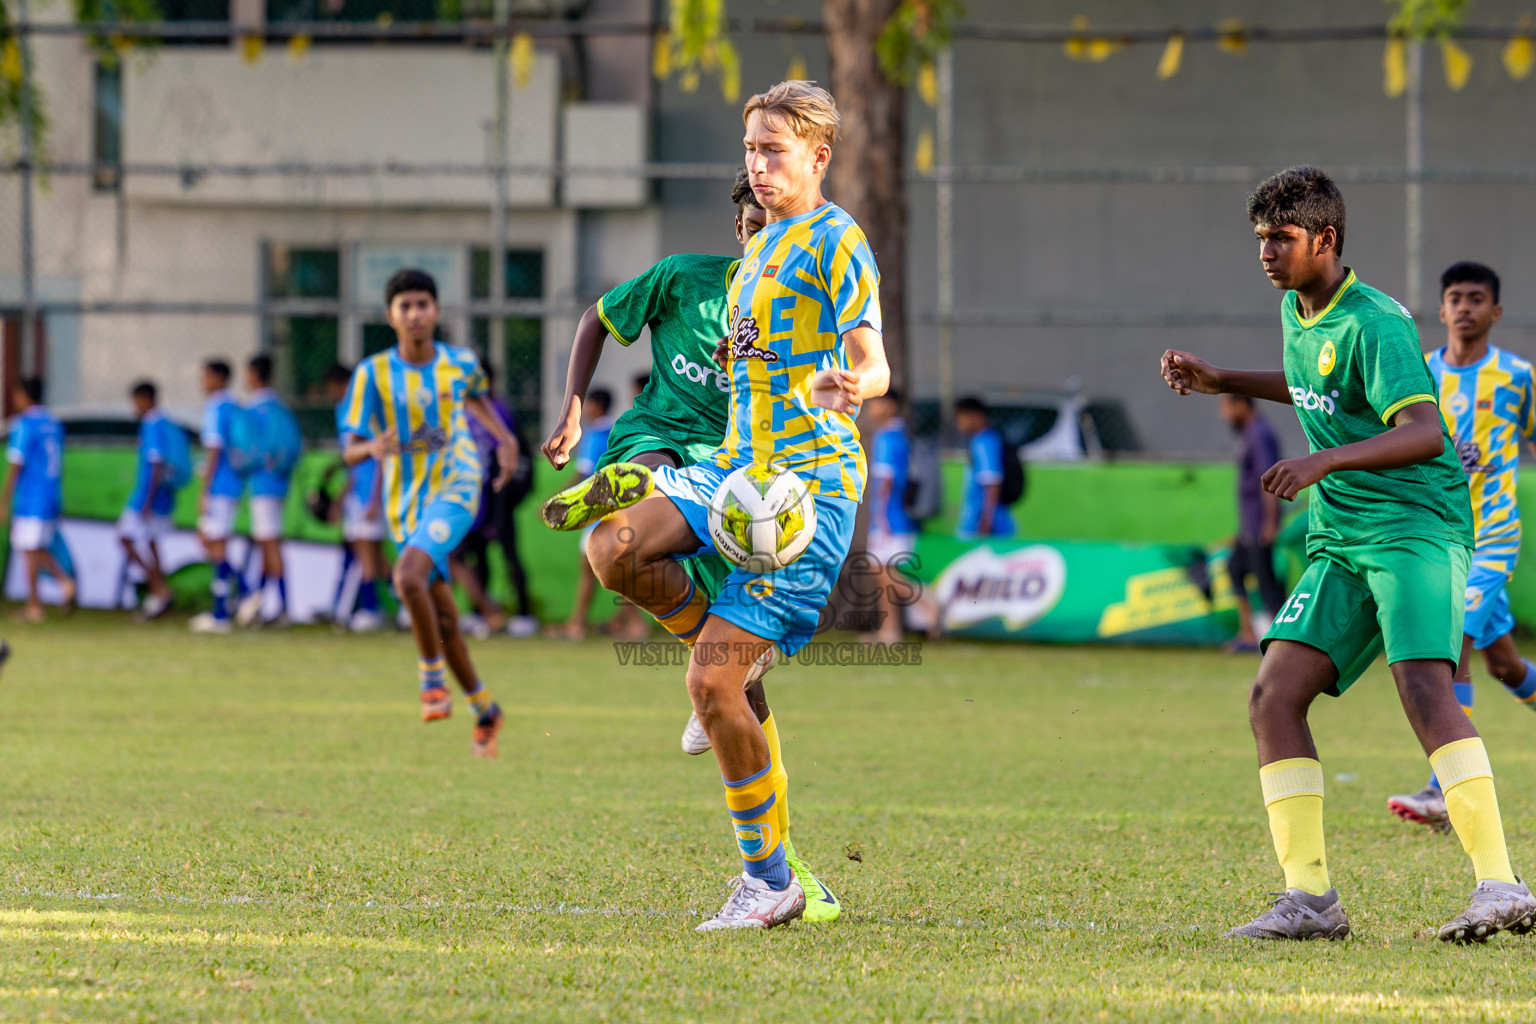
[
  {"left": 1437, "top": 879, "right": 1536, "bottom": 943},
  {"left": 1225, "top": 888, "right": 1350, "bottom": 940}
]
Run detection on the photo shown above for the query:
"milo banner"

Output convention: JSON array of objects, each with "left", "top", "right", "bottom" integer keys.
[{"left": 904, "top": 535, "right": 1241, "bottom": 646}]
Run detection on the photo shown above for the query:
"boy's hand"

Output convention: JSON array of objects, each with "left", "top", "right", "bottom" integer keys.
[
  {"left": 492, "top": 443, "right": 519, "bottom": 491},
  {"left": 372, "top": 430, "right": 399, "bottom": 460},
  {"left": 713, "top": 337, "right": 729, "bottom": 369},
  {"left": 1160, "top": 350, "right": 1223, "bottom": 396},
  {"left": 811, "top": 368, "right": 861, "bottom": 413},
  {"left": 542, "top": 418, "right": 581, "bottom": 470},
  {"left": 1262, "top": 453, "right": 1330, "bottom": 502}
]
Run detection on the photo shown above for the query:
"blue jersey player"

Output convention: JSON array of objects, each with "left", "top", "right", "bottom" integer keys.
[
  {"left": 190, "top": 359, "right": 248, "bottom": 635},
  {"left": 119, "top": 379, "right": 189, "bottom": 621},
  {"left": 543, "top": 82, "right": 888, "bottom": 931},
  {"left": 342, "top": 268, "right": 521, "bottom": 758},
  {"left": 1389, "top": 262, "right": 1536, "bottom": 829},
  {"left": 3, "top": 377, "right": 74, "bottom": 621}
]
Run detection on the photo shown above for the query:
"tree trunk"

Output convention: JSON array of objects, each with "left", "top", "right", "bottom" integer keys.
[{"left": 821, "top": 0, "right": 907, "bottom": 395}]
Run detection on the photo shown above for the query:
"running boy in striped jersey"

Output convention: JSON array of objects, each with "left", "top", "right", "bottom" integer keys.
[
  {"left": 544, "top": 81, "right": 887, "bottom": 931},
  {"left": 342, "top": 268, "right": 522, "bottom": 758},
  {"left": 1388, "top": 262, "right": 1536, "bottom": 828}
]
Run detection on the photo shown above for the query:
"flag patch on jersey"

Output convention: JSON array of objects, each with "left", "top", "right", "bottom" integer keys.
[{"left": 1478, "top": 399, "right": 1493, "bottom": 410}]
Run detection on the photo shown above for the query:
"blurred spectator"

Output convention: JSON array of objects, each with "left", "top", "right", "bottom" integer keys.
[
  {"left": 552, "top": 387, "right": 613, "bottom": 640},
  {"left": 236, "top": 354, "right": 303, "bottom": 629},
  {"left": 1220, "top": 393, "right": 1285, "bottom": 653},
  {"left": 864, "top": 389, "right": 915, "bottom": 644},
  {"left": 451, "top": 362, "right": 536, "bottom": 638},
  {"left": 955, "top": 395, "right": 1016, "bottom": 539},
  {"left": 189, "top": 359, "right": 243, "bottom": 634},
  {"left": 3, "top": 377, "right": 75, "bottom": 622},
  {"left": 325, "top": 363, "right": 388, "bottom": 632},
  {"left": 119, "top": 379, "right": 190, "bottom": 621}
]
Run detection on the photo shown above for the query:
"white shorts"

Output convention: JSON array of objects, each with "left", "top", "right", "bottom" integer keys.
[
  {"left": 199, "top": 495, "right": 238, "bottom": 541},
  {"left": 867, "top": 529, "right": 917, "bottom": 569},
  {"left": 250, "top": 495, "right": 285, "bottom": 542},
  {"left": 342, "top": 494, "right": 387, "bottom": 543},
  {"left": 118, "top": 508, "right": 173, "bottom": 544},
  {"left": 10, "top": 516, "right": 55, "bottom": 552}
]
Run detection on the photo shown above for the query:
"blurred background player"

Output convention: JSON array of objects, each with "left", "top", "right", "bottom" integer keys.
[
  {"left": 1219, "top": 393, "right": 1284, "bottom": 653},
  {"left": 3, "top": 377, "right": 74, "bottom": 622},
  {"left": 119, "top": 379, "right": 191, "bottom": 621},
  {"left": 863, "top": 388, "right": 916, "bottom": 645},
  {"left": 236, "top": 355, "right": 302, "bottom": 629},
  {"left": 450, "top": 360, "right": 534, "bottom": 639},
  {"left": 1389, "top": 262, "right": 1536, "bottom": 829},
  {"left": 545, "top": 82, "right": 884, "bottom": 931},
  {"left": 551, "top": 387, "right": 614, "bottom": 641},
  {"left": 190, "top": 359, "right": 245, "bottom": 634},
  {"left": 954, "top": 396, "right": 1015, "bottom": 539},
  {"left": 324, "top": 363, "right": 387, "bottom": 633},
  {"left": 342, "top": 268, "right": 520, "bottom": 758},
  {"left": 542, "top": 166, "right": 767, "bottom": 720}
]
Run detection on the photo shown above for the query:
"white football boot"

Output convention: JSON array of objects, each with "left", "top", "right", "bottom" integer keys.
[{"left": 695, "top": 871, "right": 805, "bottom": 932}]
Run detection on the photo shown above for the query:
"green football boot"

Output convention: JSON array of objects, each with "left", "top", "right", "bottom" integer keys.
[
  {"left": 541, "top": 462, "right": 655, "bottom": 532},
  {"left": 785, "top": 838, "right": 841, "bottom": 923}
]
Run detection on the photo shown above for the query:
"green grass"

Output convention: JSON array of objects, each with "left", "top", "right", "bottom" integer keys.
[{"left": 5, "top": 616, "right": 1536, "bottom": 1022}]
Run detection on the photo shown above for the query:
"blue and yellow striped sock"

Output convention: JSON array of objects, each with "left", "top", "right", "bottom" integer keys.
[
  {"left": 657, "top": 578, "right": 709, "bottom": 649},
  {"left": 723, "top": 761, "right": 791, "bottom": 890},
  {"left": 418, "top": 656, "right": 446, "bottom": 693},
  {"left": 464, "top": 681, "right": 496, "bottom": 717},
  {"left": 1428, "top": 682, "right": 1476, "bottom": 791},
  {"left": 1503, "top": 660, "right": 1536, "bottom": 707}
]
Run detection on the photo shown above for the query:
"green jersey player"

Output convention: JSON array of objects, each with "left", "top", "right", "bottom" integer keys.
[{"left": 1161, "top": 166, "right": 1534, "bottom": 943}]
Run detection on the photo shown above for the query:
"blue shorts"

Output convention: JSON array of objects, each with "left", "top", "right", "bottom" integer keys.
[
  {"left": 401, "top": 497, "right": 477, "bottom": 581},
  {"left": 1465, "top": 562, "right": 1516, "bottom": 650},
  {"left": 652, "top": 462, "right": 857, "bottom": 657}
]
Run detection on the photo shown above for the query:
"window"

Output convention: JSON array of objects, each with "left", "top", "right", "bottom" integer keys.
[
  {"left": 92, "top": 61, "right": 122, "bottom": 191},
  {"left": 470, "top": 248, "right": 544, "bottom": 430},
  {"left": 471, "top": 248, "right": 544, "bottom": 300},
  {"left": 264, "top": 245, "right": 341, "bottom": 438},
  {"left": 2, "top": 315, "right": 47, "bottom": 419}
]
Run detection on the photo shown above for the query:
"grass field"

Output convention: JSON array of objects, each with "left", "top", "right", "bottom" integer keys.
[{"left": 6, "top": 616, "right": 1536, "bottom": 1022}]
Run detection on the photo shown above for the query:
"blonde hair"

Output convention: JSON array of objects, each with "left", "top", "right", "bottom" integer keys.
[{"left": 742, "top": 80, "right": 840, "bottom": 149}]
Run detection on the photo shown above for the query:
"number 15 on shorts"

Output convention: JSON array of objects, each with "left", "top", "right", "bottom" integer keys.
[{"left": 1275, "top": 591, "right": 1312, "bottom": 624}]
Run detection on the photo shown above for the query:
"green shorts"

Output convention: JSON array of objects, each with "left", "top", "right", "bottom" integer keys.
[
  {"left": 597, "top": 416, "right": 720, "bottom": 473},
  {"left": 1262, "top": 538, "right": 1469, "bottom": 696},
  {"left": 595, "top": 413, "right": 732, "bottom": 602}
]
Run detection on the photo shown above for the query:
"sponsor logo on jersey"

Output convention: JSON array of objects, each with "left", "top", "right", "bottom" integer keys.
[
  {"left": 400, "top": 424, "right": 450, "bottom": 454},
  {"left": 1289, "top": 386, "right": 1339, "bottom": 416},
  {"left": 739, "top": 258, "right": 761, "bottom": 286},
  {"left": 745, "top": 577, "right": 775, "bottom": 600},
  {"left": 413, "top": 385, "right": 436, "bottom": 408},
  {"left": 1448, "top": 392, "right": 1471, "bottom": 417},
  {"left": 670, "top": 352, "right": 730, "bottom": 392},
  {"left": 428, "top": 519, "right": 452, "bottom": 544},
  {"left": 726, "top": 307, "right": 778, "bottom": 362},
  {"left": 1318, "top": 341, "right": 1337, "bottom": 376}
]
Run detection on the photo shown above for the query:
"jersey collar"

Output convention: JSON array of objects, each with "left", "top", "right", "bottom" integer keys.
[
  {"left": 1433, "top": 343, "right": 1497, "bottom": 374},
  {"left": 1291, "top": 268, "right": 1357, "bottom": 329}
]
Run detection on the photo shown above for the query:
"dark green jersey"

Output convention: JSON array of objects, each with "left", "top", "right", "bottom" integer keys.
[
  {"left": 1280, "top": 268, "right": 1473, "bottom": 553},
  {"left": 595, "top": 253, "right": 737, "bottom": 452}
]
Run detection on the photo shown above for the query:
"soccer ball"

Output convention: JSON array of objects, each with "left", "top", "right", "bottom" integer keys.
[{"left": 707, "top": 462, "right": 818, "bottom": 574}]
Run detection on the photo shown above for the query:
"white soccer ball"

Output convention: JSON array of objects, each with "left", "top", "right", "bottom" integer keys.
[{"left": 707, "top": 462, "right": 818, "bottom": 574}]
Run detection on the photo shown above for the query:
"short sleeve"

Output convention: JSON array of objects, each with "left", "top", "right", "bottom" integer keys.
[
  {"left": 973, "top": 432, "right": 1003, "bottom": 485},
  {"left": 596, "top": 259, "right": 673, "bottom": 347},
  {"left": 461, "top": 354, "right": 488, "bottom": 400},
  {"left": 870, "top": 430, "right": 896, "bottom": 479},
  {"left": 201, "top": 400, "right": 225, "bottom": 448},
  {"left": 820, "top": 225, "right": 882, "bottom": 337},
  {"left": 6, "top": 419, "right": 27, "bottom": 465},
  {"left": 143, "top": 421, "right": 167, "bottom": 464},
  {"left": 341, "top": 362, "right": 380, "bottom": 439},
  {"left": 1362, "top": 316, "right": 1438, "bottom": 424}
]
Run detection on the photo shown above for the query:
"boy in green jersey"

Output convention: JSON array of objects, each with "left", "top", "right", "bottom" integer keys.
[{"left": 1161, "top": 166, "right": 1534, "bottom": 943}]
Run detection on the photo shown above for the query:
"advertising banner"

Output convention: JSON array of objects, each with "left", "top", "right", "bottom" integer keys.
[{"left": 904, "top": 535, "right": 1241, "bottom": 646}]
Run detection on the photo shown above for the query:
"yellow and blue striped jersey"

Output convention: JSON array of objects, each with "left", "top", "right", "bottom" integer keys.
[
  {"left": 716, "top": 202, "right": 881, "bottom": 501},
  {"left": 1427, "top": 344, "right": 1536, "bottom": 576},
  {"left": 341, "top": 342, "right": 487, "bottom": 543}
]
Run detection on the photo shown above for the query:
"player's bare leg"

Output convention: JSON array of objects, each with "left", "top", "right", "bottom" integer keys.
[
  {"left": 429, "top": 575, "right": 504, "bottom": 758},
  {"left": 395, "top": 547, "right": 456, "bottom": 722},
  {"left": 586, "top": 497, "right": 698, "bottom": 618}
]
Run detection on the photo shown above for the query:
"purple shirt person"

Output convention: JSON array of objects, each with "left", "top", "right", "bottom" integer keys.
[{"left": 1222, "top": 393, "right": 1285, "bottom": 649}]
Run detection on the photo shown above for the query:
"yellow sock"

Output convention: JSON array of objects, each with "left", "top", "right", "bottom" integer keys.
[
  {"left": 723, "top": 759, "right": 791, "bottom": 887},
  {"left": 762, "top": 712, "right": 790, "bottom": 839},
  {"left": 656, "top": 579, "right": 709, "bottom": 649},
  {"left": 1431, "top": 737, "right": 1516, "bottom": 884},
  {"left": 1259, "top": 758, "right": 1330, "bottom": 896}
]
